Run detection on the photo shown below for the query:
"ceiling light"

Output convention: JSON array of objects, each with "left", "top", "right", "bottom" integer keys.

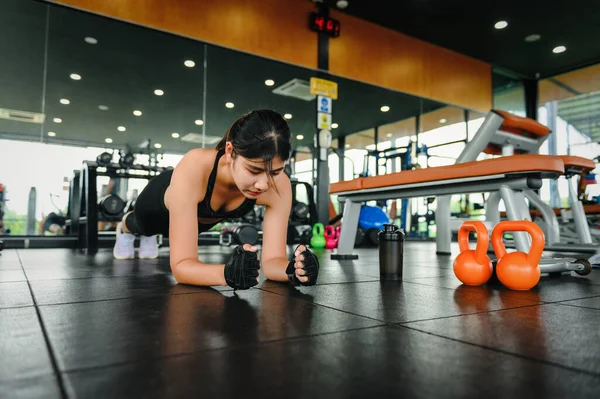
[
  {"left": 494, "top": 20, "right": 508, "bottom": 29},
  {"left": 154, "top": 89, "right": 164, "bottom": 96},
  {"left": 225, "top": 102, "right": 235, "bottom": 108},
  {"left": 53, "top": 118, "right": 62, "bottom": 123},
  {"left": 105, "top": 138, "right": 113, "bottom": 143},
  {"left": 380, "top": 106, "right": 390, "bottom": 112},
  {"left": 265, "top": 79, "right": 275, "bottom": 86},
  {"left": 439, "top": 118, "right": 447, "bottom": 124},
  {"left": 70, "top": 73, "right": 82, "bottom": 80},
  {"left": 336, "top": 0, "right": 349, "bottom": 9},
  {"left": 386, "top": 133, "right": 392, "bottom": 137},
  {"left": 553, "top": 45, "right": 567, "bottom": 54},
  {"left": 47, "top": 132, "right": 56, "bottom": 137},
  {"left": 195, "top": 119, "right": 204, "bottom": 125},
  {"left": 171, "top": 132, "right": 180, "bottom": 138},
  {"left": 284, "top": 113, "right": 292, "bottom": 119},
  {"left": 184, "top": 60, "right": 195, "bottom": 68},
  {"left": 296, "top": 134, "right": 304, "bottom": 140},
  {"left": 98, "top": 105, "right": 109, "bottom": 111},
  {"left": 133, "top": 110, "right": 142, "bottom": 116},
  {"left": 59, "top": 98, "right": 70, "bottom": 105},
  {"left": 84, "top": 37, "right": 98, "bottom": 44},
  {"left": 117, "top": 126, "right": 126, "bottom": 132},
  {"left": 331, "top": 123, "right": 339, "bottom": 128},
  {"left": 154, "top": 143, "right": 162, "bottom": 149},
  {"left": 525, "top": 34, "right": 541, "bottom": 42}
]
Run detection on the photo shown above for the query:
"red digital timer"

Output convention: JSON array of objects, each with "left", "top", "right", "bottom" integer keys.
[{"left": 309, "top": 12, "right": 340, "bottom": 37}]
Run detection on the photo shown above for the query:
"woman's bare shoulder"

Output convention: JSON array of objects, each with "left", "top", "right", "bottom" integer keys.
[{"left": 174, "top": 148, "right": 217, "bottom": 176}]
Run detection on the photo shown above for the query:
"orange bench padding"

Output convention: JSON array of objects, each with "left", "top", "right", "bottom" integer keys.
[
  {"left": 493, "top": 110, "right": 551, "bottom": 137},
  {"left": 329, "top": 155, "right": 564, "bottom": 193},
  {"left": 559, "top": 155, "right": 596, "bottom": 173}
]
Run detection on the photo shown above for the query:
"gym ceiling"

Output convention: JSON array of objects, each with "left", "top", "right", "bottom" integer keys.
[{"left": 1, "top": 0, "right": 599, "bottom": 155}]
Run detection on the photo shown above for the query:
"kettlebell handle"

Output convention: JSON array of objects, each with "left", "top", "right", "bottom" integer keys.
[
  {"left": 491, "top": 221, "right": 545, "bottom": 264},
  {"left": 324, "top": 225, "right": 335, "bottom": 238},
  {"left": 457, "top": 221, "right": 489, "bottom": 266},
  {"left": 312, "top": 223, "right": 324, "bottom": 236}
]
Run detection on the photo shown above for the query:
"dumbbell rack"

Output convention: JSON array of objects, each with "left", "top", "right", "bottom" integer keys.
[{"left": 67, "top": 161, "right": 169, "bottom": 254}]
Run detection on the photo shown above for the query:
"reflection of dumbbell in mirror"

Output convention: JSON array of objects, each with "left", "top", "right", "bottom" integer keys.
[{"left": 98, "top": 194, "right": 126, "bottom": 220}]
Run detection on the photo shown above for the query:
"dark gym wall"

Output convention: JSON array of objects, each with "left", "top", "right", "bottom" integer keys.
[{"left": 49, "top": 0, "right": 492, "bottom": 112}]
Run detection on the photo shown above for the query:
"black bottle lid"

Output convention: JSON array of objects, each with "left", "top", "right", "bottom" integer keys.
[{"left": 378, "top": 223, "right": 405, "bottom": 241}]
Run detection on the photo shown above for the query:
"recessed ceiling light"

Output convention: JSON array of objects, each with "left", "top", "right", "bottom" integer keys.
[
  {"left": 494, "top": 20, "right": 508, "bottom": 29},
  {"left": 386, "top": 133, "right": 392, "bottom": 137},
  {"left": 184, "top": 60, "right": 195, "bottom": 68},
  {"left": 171, "top": 132, "right": 180, "bottom": 138},
  {"left": 70, "top": 73, "right": 82, "bottom": 80},
  {"left": 525, "top": 34, "right": 541, "bottom": 42},
  {"left": 133, "top": 110, "right": 142, "bottom": 116},
  {"left": 117, "top": 126, "right": 126, "bottom": 132},
  {"left": 265, "top": 79, "right": 275, "bottom": 86},
  {"left": 98, "top": 105, "right": 109, "bottom": 111},
  {"left": 53, "top": 118, "right": 62, "bottom": 123},
  {"left": 380, "top": 106, "right": 390, "bottom": 112},
  {"left": 84, "top": 36, "right": 98, "bottom": 44},
  {"left": 553, "top": 45, "right": 567, "bottom": 54},
  {"left": 331, "top": 123, "right": 339, "bottom": 128},
  {"left": 439, "top": 118, "right": 447, "bottom": 124},
  {"left": 154, "top": 89, "right": 164, "bottom": 96},
  {"left": 47, "top": 132, "right": 56, "bottom": 137},
  {"left": 296, "top": 134, "right": 304, "bottom": 140},
  {"left": 59, "top": 98, "right": 70, "bottom": 105},
  {"left": 284, "top": 113, "right": 292, "bottom": 120},
  {"left": 195, "top": 119, "right": 204, "bottom": 125},
  {"left": 225, "top": 102, "right": 235, "bottom": 108},
  {"left": 154, "top": 143, "right": 162, "bottom": 149},
  {"left": 105, "top": 138, "right": 113, "bottom": 143}
]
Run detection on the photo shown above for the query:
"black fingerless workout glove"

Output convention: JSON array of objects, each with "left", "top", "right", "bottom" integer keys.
[
  {"left": 224, "top": 246, "right": 261, "bottom": 290},
  {"left": 285, "top": 246, "right": 319, "bottom": 286}
]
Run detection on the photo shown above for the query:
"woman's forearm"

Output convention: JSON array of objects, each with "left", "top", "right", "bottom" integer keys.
[
  {"left": 262, "top": 257, "right": 290, "bottom": 282},
  {"left": 171, "top": 259, "right": 227, "bottom": 286}
]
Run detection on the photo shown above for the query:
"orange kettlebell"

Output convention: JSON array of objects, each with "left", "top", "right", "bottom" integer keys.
[
  {"left": 491, "top": 220, "right": 544, "bottom": 291},
  {"left": 453, "top": 221, "right": 493, "bottom": 286}
]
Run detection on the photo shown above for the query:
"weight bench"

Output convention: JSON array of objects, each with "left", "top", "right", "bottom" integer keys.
[
  {"left": 330, "top": 154, "right": 591, "bottom": 275},
  {"left": 454, "top": 110, "right": 598, "bottom": 254}
]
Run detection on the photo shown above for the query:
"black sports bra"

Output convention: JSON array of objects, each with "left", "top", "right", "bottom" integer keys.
[{"left": 197, "top": 149, "right": 256, "bottom": 219}]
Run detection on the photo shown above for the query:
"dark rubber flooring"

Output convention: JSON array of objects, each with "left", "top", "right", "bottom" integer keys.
[{"left": 1, "top": 242, "right": 600, "bottom": 398}]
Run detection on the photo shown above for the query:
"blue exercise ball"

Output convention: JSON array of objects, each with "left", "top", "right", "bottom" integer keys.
[{"left": 359, "top": 206, "right": 390, "bottom": 230}]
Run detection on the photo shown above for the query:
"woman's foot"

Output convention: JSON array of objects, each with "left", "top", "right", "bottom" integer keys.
[
  {"left": 113, "top": 222, "right": 135, "bottom": 259},
  {"left": 139, "top": 235, "right": 159, "bottom": 259}
]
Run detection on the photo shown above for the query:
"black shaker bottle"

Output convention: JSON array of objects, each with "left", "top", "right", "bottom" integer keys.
[{"left": 378, "top": 223, "right": 405, "bottom": 280}]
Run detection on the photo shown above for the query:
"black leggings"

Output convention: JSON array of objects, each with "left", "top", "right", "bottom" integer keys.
[
  {"left": 124, "top": 169, "right": 219, "bottom": 237},
  {"left": 125, "top": 169, "right": 172, "bottom": 237}
]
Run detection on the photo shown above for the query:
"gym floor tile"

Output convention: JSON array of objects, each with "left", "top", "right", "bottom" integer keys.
[
  {"left": 0, "top": 249, "right": 20, "bottom": 261},
  {"left": 405, "top": 303, "right": 600, "bottom": 374},
  {"left": 259, "top": 280, "right": 539, "bottom": 323},
  {"left": 39, "top": 289, "right": 382, "bottom": 371},
  {"left": 0, "top": 269, "right": 26, "bottom": 282},
  {"left": 0, "top": 375, "right": 63, "bottom": 399},
  {"left": 0, "top": 282, "right": 33, "bottom": 309},
  {"left": 63, "top": 326, "right": 600, "bottom": 399},
  {"left": 23, "top": 261, "right": 172, "bottom": 280},
  {"left": 0, "top": 260, "right": 23, "bottom": 270},
  {"left": 558, "top": 295, "right": 600, "bottom": 310},
  {"left": 403, "top": 274, "right": 600, "bottom": 302},
  {"left": 29, "top": 275, "right": 231, "bottom": 306},
  {"left": 0, "top": 307, "right": 54, "bottom": 381}
]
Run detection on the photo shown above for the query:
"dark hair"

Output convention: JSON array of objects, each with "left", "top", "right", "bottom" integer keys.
[{"left": 216, "top": 109, "right": 292, "bottom": 192}]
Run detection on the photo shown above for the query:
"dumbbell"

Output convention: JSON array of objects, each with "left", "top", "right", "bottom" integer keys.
[{"left": 98, "top": 194, "right": 125, "bottom": 219}]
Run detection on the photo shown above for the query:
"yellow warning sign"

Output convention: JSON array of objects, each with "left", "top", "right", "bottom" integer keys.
[
  {"left": 310, "top": 77, "right": 338, "bottom": 100},
  {"left": 317, "top": 112, "right": 331, "bottom": 129}
]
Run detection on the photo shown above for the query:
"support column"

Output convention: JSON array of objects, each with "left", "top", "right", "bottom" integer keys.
[{"left": 524, "top": 78, "right": 539, "bottom": 120}]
